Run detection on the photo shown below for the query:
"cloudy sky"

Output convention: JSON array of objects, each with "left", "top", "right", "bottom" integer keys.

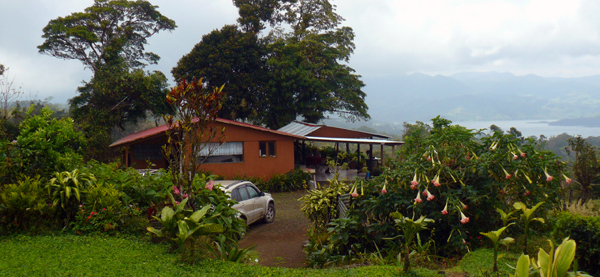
[{"left": 2, "top": 0, "right": 600, "bottom": 103}]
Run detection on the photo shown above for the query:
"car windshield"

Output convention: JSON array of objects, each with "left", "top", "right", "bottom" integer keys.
[{"left": 247, "top": 186, "right": 259, "bottom": 198}]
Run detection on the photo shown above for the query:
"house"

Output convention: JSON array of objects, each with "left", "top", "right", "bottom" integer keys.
[{"left": 109, "top": 118, "right": 304, "bottom": 179}]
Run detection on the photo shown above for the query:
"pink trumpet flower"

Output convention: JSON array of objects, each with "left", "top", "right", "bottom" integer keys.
[
  {"left": 411, "top": 173, "right": 419, "bottom": 187},
  {"left": 414, "top": 191, "right": 423, "bottom": 204},
  {"left": 502, "top": 167, "right": 511, "bottom": 180},
  {"left": 512, "top": 152, "right": 519, "bottom": 160},
  {"left": 172, "top": 186, "right": 181, "bottom": 195},
  {"left": 432, "top": 174, "right": 441, "bottom": 187},
  {"left": 563, "top": 173, "right": 572, "bottom": 184},
  {"left": 350, "top": 186, "right": 359, "bottom": 198},
  {"left": 425, "top": 189, "right": 435, "bottom": 201},
  {"left": 381, "top": 182, "right": 387, "bottom": 194},
  {"left": 544, "top": 168, "right": 553, "bottom": 182},
  {"left": 460, "top": 211, "right": 470, "bottom": 224},
  {"left": 442, "top": 200, "right": 448, "bottom": 215}
]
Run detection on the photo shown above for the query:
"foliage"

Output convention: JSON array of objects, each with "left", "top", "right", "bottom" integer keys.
[
  {"left": 162, "top": 78, "right": 225, "bottom": 210},
  {"left": 390, "top": 212, "right": 435, "bottom": 272},
  {"left": 83, "top": 161, "right": 172, "bottom": 211},
  {"left": 71, "top": 63, "right": 172, "bottom": 160},
  {"left": 302, "top": 117, "right": 564, "bottom": 266},
  {"left": 480, "top": 224, "right": 515, "bottom": 273},
  {"left": 553, "top": 212, "right": 600, "bottom": 275},
  {"left": 174, "top": 0, "right": 369, "bottom": 129},
  {"left": 0, "top": 176, "right": 51, "bottom": 233},
  {"left": 244, "top": 168, "right": 311, "bottom": 192},
  {"left": 205, "top": 235, "right": 257, "bottom": 263},
  {"left": 38, "top": 0, "right": 176, "bottom": 72},
  {"left": 299, "top": 176, "right": 348, "bottom": 231},
  {"left": 510, "top": 238, "right": 592, "bottom": 277},
  {"left": 0, "top": 106, "right": 85, "bottom": 184},
  {"left": 38, "top": 0, "right": 176, "bottom": 160},
  {"left": 172, "top": 25, "right": 265, "bottom": 122},
  {"left": 565, "top": 136, "right": 600, "bottom": 203},
  {"left": 47, "top": 169, "right": 96, "bottom": 226}
]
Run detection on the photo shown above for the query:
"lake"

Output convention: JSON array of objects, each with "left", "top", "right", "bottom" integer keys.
[{"left": 453, "top": 119, "right": 600, "bottom": 138}]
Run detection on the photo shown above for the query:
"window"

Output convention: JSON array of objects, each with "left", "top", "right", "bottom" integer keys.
[
  {"left": 133, "top": 144, "right": 162, "bottom": 160},
  {"left": 247, "top": 186, "right": 259, "bottom": 198},
  {"left": 237, "top": 187, "right": 250, "bottom": 201},
  {"left": 259, "top": 141, "right": 276, "bottom": 157},
  {"left": 198, "top": 142, "right": 244, "bottom": 164}
]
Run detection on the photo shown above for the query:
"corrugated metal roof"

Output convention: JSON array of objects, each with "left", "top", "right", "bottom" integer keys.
[
  {"left": 305, "top": 136, "right": 404, "bottom": 145},
  {"left": 109, "top": 118, "right": 305, "bottom": 148},
  {"left": 278, "top": 121, "right": 322, "bottom": 136}
]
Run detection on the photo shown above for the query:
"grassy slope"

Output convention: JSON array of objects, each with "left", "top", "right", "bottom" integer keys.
[{"left": 0, "top": 235, "right": 440, "bottom": 277}]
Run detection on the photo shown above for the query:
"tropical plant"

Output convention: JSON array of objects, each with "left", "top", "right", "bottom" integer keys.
[
  {"left": 497, "top": 207, "right": 518, "bottom": 227},
  {"left": 299, "top": 175, "right": 348, "bottom": 231},
  {"left": 147, "top": 200, "right": 224, "bottom": 261},
  {"left": 513, "top": 201, "right": 545, "bottom": 254},
  {"left": 0, "top": 176, "right": 50, "bottom": 232},
  {"left": 480, "top": 224, "right": 515, "bottom": 274},
  {"left": 511, "top": 238, "right": 592, "bottom": 277},
  {"left": 206, "top": 235, "right": 256, "bottom": 263},
  {"left": 47, "top": 169, "right": 96, "bottom": 226},
  {"left": 389, "top": 212, "right": 434, "bottom": 272},
  {"left": 162, "top": 77, "right": 225, "bottom": 211}
]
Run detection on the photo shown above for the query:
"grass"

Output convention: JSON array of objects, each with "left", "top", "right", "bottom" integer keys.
[
  {"left": 454, "top": 248, "right": 521, "bottom": 276},
  {"left": 0, "top": 234, "right": 441, "bottom": 276}
]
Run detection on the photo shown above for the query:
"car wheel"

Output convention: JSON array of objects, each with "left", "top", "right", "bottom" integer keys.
[{"left": 263, "top": 203, "right": 275, "bottom": 223}]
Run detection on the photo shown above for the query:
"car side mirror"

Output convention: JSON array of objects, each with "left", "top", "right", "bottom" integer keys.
[{"left": 260, "top": 191, "right": 265, "bottom": 196}]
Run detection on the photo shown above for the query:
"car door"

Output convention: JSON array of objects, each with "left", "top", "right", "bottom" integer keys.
[
  {"left": 245, "top": 185, "right": 263, "bottom": 221},
  {"left": 232, "top": 186, "right": 254, "bottom": 222}
]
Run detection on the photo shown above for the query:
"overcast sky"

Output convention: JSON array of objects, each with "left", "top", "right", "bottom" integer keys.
[{"left": 2, "top": 0, "right": 600, "bottom": 103}]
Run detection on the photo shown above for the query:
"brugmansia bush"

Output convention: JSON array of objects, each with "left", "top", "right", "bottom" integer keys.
[{"left": 303, "top": 117, "right": 566, "bottom": 266}]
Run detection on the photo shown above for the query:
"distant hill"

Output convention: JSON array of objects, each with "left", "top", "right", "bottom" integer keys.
[{"left": 363, "top": 71, "right": 600, "bottom": 123}]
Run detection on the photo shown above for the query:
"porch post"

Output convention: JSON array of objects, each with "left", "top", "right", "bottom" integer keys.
[{"left": 380, "top": 143, "right": 384, "bottom": 167}]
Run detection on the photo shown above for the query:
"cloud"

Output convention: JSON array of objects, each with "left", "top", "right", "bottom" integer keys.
[{"left": 4, "top": 0, "right": 600, "bottom": 103}]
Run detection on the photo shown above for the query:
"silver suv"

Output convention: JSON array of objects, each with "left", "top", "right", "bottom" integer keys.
[{"left": 217, "top": 180, "right": 276, "bottom": 225}]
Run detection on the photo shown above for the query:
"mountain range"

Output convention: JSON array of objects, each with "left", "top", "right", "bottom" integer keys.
[{"left": 362, "top": 72, "right": 600, "bottom": 124}]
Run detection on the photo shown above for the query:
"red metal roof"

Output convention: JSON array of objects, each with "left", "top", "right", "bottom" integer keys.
[{"left": 109, "top": 118, "right": 305, "bottom": 148}]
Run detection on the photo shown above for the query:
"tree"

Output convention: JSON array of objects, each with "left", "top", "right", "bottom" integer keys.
[
  {"left": 174, "top": 0, "right": 369, "bottom": 129},
  {"left": 172, "top": 25, "right": 265, "bottom": 122},
  {"left": 163, "top": 78, "right": 225, "bottom": 210},
  {"left": 566, "top": 136, "right": 600, "bottom": 204},
  {"left": 38, "top": 0, "right": 176, "bottom": 72},
  {"left": 38, "top": 0, "right": 176, "bottom": 159}
]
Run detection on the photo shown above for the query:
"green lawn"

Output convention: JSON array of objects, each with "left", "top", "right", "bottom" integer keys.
[{"left": 0, "top": 235, "right": 442, "bottom": 276}]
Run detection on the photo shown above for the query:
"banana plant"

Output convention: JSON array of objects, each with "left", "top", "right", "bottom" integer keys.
[
  {"left": 514, "top": 201, "right": 545, "bottom": 254},
  {"left": 511, "top": 238, "right": 592, "bottom": 277},
  {"left": 480, "top": 223, "right": 515, "bottom": 274},
  {"left": 390, "top": 212, "right": 434, "bottom": 272}
]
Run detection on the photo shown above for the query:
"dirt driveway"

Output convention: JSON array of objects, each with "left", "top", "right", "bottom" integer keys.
[{"left": 239, "top": 190, "right": 310, "bottom": 268}]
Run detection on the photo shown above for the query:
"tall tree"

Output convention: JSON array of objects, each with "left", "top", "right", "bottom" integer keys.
[
  {"left": 38, "top": 0, "right": 176, "bottom": 72},
  {"left": 174, "top": 0, "right": 369, "bottom": 129},
  {"left": 172, "top": 25, "right": 265, "bottom": 122},
  {"left": 38, "top": 0, "right": 176, "bottom": 159}
]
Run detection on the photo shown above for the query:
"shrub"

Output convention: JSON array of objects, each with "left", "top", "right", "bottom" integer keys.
[
  {"left": 236, "top": 168, "right": 310, "bottom": 193},
  {"left": 0, "top": 176, "right": 52, "bottom": 233},
  {"left": 0, "top": 106, "right": 85, "bottom": 184},
  {"left": 552, "top": 211, "right": 600, "bottom": 275}
]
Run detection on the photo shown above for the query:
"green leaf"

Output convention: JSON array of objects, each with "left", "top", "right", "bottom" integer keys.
[
  {"left": 514, "top": 254, "right": 530, "bottom": 277},
  {"left": 554, "top": 238, "right": 576, "bottom": 277}
]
